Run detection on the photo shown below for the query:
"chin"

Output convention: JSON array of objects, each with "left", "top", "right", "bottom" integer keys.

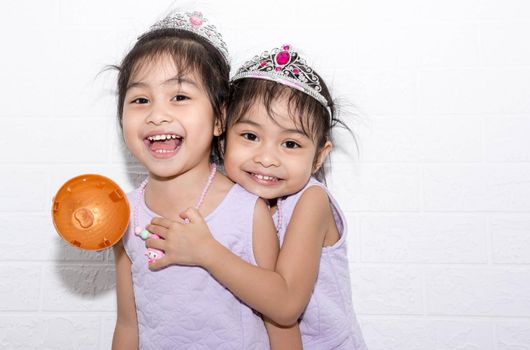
[
  {"left": 244, "top": 185, "right": 279, "bottom": 200},
  {"left": 144, "top": 166, "right": 180, "bottom": 179}
]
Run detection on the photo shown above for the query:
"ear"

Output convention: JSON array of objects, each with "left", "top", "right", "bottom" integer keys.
[
  {"left": 313, "top": 141, "right": 332, "bottom": 173},
  {"left": 213, "top": 108, "right": 225, "bottom": 137}
]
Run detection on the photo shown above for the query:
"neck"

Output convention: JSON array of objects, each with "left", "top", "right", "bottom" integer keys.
[{"left": 144, "top": 161, "right": 214, "bottom": 219}]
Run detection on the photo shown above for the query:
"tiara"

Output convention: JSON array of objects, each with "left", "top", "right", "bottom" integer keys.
[
  {"left": 139, "top": 11, "right": 229, "bottom": 64},
  {"left": 231, "top": 44, "right": 328, "bottom": 108}
]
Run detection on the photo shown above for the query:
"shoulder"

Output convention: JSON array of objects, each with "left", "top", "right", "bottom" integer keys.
[
  {"left": 293, "top": 185, "right": 332, "bottom": 219},
  {"left": 291, "top": 178, "right": 330, "bottom": 211},
  {"left": 207, "top": 181, "right": 259, "bottom": 224},
  {"left": 126, "top": 186, "right": 141, "bottom": 202},
  {"left": 298, "top": 180, "right": 348, "bottom": 240},
  {"left": 209, "top": 174, "right": 258, "bottom": 214},
  {"left": 210, "top": 172, "right": 238, "bottom": 199},
  {"left": 229, "top": 182, "right": 260, "bottom": 203},
  {"left": 286, "top": 180, "right": 335, "bottom": 233},
  {"left": 277, "top": 178, "right": 331, "bottom": 229},
  {"left": 214, "top": 172, "right": 236, "bottom": 192}
]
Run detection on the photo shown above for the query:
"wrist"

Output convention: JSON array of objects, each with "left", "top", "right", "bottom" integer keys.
[{"left": 198, "top": 236, "right": 222, "bottom": 269}]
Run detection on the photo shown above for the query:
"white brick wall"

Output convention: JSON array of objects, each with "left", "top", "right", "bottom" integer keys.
[{"left": 1, "top": 0, "right": 529, "bottom": 348}]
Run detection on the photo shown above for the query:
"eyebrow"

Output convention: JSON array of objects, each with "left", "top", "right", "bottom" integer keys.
[
  {"left": 162, "top": 75, "right": 199, "bottom": 88},
  {"left": 237, "top": 118, "right": 308, "bottom": 137},
  {"left": 126, "top": 75, "right": 200, "bottom": 91}
]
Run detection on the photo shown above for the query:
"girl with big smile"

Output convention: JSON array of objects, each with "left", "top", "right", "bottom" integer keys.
[{"left": 112, "top": 11, "right": 287, "bottom": 350}]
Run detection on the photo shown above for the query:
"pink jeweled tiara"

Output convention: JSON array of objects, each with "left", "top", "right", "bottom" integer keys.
[
  {"left": 231, "top": 44, "right": 328, "bottom": 108},
  {"left": 139, "top": 11, "right": 229, "bottom": 64}
]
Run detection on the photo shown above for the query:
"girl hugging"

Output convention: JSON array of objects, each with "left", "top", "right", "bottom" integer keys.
[{"left": 145, "top": 43, "right": 367, "bottom": 349}]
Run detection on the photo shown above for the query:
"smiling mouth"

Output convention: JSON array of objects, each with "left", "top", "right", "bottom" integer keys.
[
  {"left": 145, "top": 134, "right": 183, "bottom": 154},
  {"left": 249, "top": 172, "right": 280, "bottom": 183}
]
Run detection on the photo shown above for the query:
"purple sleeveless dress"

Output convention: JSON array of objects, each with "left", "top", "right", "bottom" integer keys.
[
  {"left": 123, "top": 183, "right": 269, "bottom": 350},
  {"left": 273, "top": 177, "right": 367, "bottom": 349}
]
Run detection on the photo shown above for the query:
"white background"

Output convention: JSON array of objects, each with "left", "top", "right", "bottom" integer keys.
[{"left": 1, "top": 0, "right": 530, "bottom": 349}]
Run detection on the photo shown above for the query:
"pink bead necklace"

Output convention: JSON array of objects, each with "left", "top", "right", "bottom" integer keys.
[
  {"left": 133, "top": 164, "right": 217, "bottom": 261},
  {"left": 275, "top": 197, "right": 284, "bottom": 233}
]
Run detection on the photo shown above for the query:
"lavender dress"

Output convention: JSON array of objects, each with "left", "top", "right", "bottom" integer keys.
[
  {"left": 273, "top": 177, "right": 367, "bottom": 349},
  {"left": 123, "top": 184, "right": 269, "bottom": 350}
]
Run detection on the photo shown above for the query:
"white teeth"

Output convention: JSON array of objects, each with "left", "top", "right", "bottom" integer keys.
[
  {"left": 254, "top": 174, "right": 277, "bottom": 181},
  {"left": 154, "top": 149, "right": 176, "bottom": 153},
  {"left": 147, "top": 134, "right": 180, "bottom": 141}
]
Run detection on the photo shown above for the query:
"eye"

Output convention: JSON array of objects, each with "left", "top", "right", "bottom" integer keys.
[
  {"left": 242, "top": 132, "right": 258, "bottom": 141},
  {"left": 131, "top": 97, "right": 149, "bottom": 104},
  {"left": 171, "top": 95, "right": 189, "bottom": 102},
  {"left": 282, "top": 140, "right": 300, "bottom": 149}
]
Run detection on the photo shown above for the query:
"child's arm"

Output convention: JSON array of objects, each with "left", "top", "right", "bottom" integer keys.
[
  {"left": 264, "top": 320, "right": 303, "bottom": 350},
  {"left": 252, "top": 199, "right": 303, "bottom": 349},
  {"left": 146, "top": 186, "right": 331, "bottom": 326},
  {"left": 112, "top": 241, "right": 139, "bottom": 350}
]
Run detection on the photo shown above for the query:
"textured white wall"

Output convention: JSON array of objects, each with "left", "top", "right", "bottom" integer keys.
[{"left": 1, "top": 0, "right": 530, "bottom": 349}]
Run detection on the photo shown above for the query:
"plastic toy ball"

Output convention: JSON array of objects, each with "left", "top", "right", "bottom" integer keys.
[{"left": 52, "top": 174, "right": 130, "bottom": 251}]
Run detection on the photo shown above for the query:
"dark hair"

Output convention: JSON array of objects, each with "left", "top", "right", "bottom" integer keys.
[
  {"left": 115, "top": 29, "right": 230, "bottom": 163},
  {"left": 224, "top": 75, "right": 351, "bottom": 181}
]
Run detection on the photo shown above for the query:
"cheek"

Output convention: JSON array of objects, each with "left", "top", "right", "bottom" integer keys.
[
  {"left": 223, "top": 150, "right": 238, "bottom": 171},
  {"left": 223, "top": 146, "right": 247, "bottom": 177},
  {"left": 122, "top": 121, "right": 141, "bottom": 150},
  {"left": 223, "top": 137, "right": 240, "bottom": 160},
  {"left": 223, "top": 157, "right": 241, "bottom": 183},
  {"left": 294, "top": 154, "right": 318, "bottom": 177},
  {"left": 122, "top": 123, "right": 134, "bottom": 141}
]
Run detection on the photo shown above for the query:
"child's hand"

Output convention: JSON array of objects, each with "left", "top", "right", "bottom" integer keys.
[{"left": 145, "top": 208, "right": 215, "bottom": 270}]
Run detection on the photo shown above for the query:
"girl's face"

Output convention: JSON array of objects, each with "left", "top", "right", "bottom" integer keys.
[
  {"left": 122, "top": 55, "right": 220, "bottom": 179},
  {"left": 224, "top": 95, "right": 331, "bottom": 200}
]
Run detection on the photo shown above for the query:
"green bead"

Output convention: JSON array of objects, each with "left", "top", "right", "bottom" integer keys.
[{"left": 140, "top": 229, "right": 150, "bottom": 240}]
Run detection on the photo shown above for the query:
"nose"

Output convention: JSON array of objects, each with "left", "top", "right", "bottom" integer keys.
[
  {"left": 253, "top": 143, "right": 280, "bottom": 168},
  {"left": 146, "top": 101, "right": 172, "bottom": 125}
]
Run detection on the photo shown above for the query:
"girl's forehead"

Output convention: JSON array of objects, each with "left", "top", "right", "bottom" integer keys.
[
  {"left": 130, "top": 54, "right": 201, "bottom": 86},
  {"left": 249, "top": 98, "right": 309, "bottom": 128},
  {"left": 238, "top": 105, "right": 313, "bottom": 140}
]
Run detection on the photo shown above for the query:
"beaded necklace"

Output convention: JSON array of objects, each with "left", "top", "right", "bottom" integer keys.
[
  {"left": 275, "top": 197, "right": 284, "bottom": 234},
  {"left": 133, "top": 164, "right": 217, "bottom": 262}
]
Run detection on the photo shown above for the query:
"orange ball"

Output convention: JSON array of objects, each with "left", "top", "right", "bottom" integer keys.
[{"left": 52, "top": 174, "right": 130, "bottom": 251}]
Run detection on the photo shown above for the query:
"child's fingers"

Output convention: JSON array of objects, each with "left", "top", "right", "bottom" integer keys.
[
  {"left": 146, "top": 237, "right": 164, "bottom": 250},
  {"left": 179, "top": 207, "right": 204, "bottom": 224},
  {"left": 146, "top": 224, "right": 168, "bottom": 239},
  {"left": 151, "top": 217, "right": 172, "bottom": 228},
  {"left": 148, "top": 256, "right": 170, "bottom": 271}
]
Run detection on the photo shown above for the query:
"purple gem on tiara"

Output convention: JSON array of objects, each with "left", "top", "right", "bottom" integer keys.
[
  {"left": 260, "top": 61, "right": 267, "bottom": 67},
  {"left": 293, "top": 68, "right": 300, "bottom": 74},
  {"left": 283, "top": 44, "right": 290, "bottom": 50},
  {"left": 276, "top": 51, "right": 290, "bottom": 66},
  {"left": 275, "top": 66, "right": 282, "bottom": 71}
]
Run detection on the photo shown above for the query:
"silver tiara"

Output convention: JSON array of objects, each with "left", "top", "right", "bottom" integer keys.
[
  {"left": 231, "top": 44, "right": 328, "bottom": 108},
  {"left": 139, "top": 11, "right": 229, "bottom": 64}
]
